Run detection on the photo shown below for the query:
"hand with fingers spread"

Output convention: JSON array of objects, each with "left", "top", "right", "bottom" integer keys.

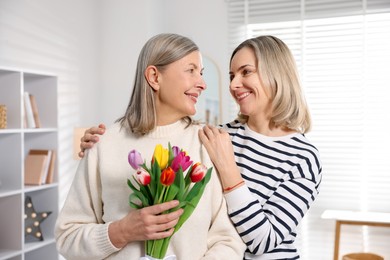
[
  {"left": 78, "top": 123, "right": 106, "bottom": 158},
  {"left": 198, "top": 125, "right": 242, "bottom": 190}
]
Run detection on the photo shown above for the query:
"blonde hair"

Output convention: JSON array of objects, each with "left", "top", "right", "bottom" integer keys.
[
  {"left": 231, "top": 35, "right": 311, "bottom": 133},
  {"left": 117, "top": 33, "right": 198, "bottom": 135}
]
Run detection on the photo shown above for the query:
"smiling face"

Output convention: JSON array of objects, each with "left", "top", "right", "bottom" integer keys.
[
  {"left": 154, "top": 51, "right": 206, "bottom": 125},
  {"left": 229, "top": 46, "right": 272, "bottom": 123}
]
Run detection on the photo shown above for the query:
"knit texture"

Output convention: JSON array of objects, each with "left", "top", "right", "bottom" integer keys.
[{"left": 55, "top": 120, "right": 245, "bottom": 260}]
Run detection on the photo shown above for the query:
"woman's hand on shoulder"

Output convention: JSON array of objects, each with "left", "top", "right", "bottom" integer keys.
[
  {"left": 199, "top": 125, "right": 243, "bottom": 191},
  {"left": 198, "top": 125, "right": 236, "bottom": 173},
  {"left": 78, "top": 123, "right": 106, "bottom": 158}
]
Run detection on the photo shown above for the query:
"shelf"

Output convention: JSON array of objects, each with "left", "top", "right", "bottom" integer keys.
[
  {"left": 24, "top": 238, "right": 56, "bottom": 253},
  {"left": 0, "top": 249, "right": 21, "bottom": 260},
  {"left": 0, "top": 189, "right": 22, "bottom": 198},
  {"left": 0, "top": 129, "right": 22, "bottom": 134},
  {"left": 0, "top": 68, "right": 59, "bottom": 260},
  {"left": 24, "top": 183, "right": 58, "bottom": 193}
]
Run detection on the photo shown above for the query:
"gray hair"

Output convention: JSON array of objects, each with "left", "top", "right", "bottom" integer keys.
[{"left": 118, "top": 33, "right": 199, "bottom": 135}]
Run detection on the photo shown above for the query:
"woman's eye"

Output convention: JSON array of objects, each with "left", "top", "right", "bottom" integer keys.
[{"left": 242, "top": 69, "right": 251, "bottom": 76}]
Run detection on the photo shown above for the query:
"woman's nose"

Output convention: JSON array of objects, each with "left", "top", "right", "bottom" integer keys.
[
  {"left": 197, "top": 77, "right": 207, "bottom": 90},
  {"left": 229, "top": 76, "right": 241, "bottom": 91}
]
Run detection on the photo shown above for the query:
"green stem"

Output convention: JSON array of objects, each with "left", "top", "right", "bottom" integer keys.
[
  {"left": 145, "top": 240, "right": 148, "bottom": 255},
  {"left": 157, "top": 186, "right": 166, "bottom": 204},
  {"left": 159, "top": 236, "right": 171, "bottom": 259},
  {"left": 146, "top": 185, "right": 153, "bottom": 205},
  {"left": 162, "top": 186, "right": 170, "bottom": 203},
  {"left": 150, "top": 239, "right": 157, "bottom": 257}
]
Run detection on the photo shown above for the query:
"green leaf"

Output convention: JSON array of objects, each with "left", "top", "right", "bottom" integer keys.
[
  {"left": 128, "top": 193, "right": 143, "bottom": 209},
  {"left": 174, "top": 168, "right": 212, "bottom": 232},
  {"left": 185, "top": 168, "right": 212, "bottom": 202},
  {"left": 175, "top": 168, "right": 185, "bottom": 202},
  {"left": 174, "top": 203, "right": 195, "bottom": 232},
  {"left": 138, "top": 182, "right": 153, "bottom": 205},
  {"left": 152, "top": 160, "right": 163, "bottom": 204},
  {"left": 165, "top": 183, "right": 179, "bottom": 202},
  {"left": 127, "top": 178, "right": 139, "bottom": 192},
  {"left": 129, "top": 202, "right": 142, "bottom": 209},
  {"left": 168, "top": 142, "right": 174, "bottom": 166},
  {"left": 184, "top": 164, "right": 193, "bottom": 189}
]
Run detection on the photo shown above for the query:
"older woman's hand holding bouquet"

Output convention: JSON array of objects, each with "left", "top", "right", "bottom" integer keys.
[{"left": 127, "top": 143, "right": 212, "bottom": 260}]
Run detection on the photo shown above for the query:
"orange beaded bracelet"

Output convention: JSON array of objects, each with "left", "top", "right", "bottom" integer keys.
[{"left": 223, "top": 180, "right": 245, "bottom": 192}]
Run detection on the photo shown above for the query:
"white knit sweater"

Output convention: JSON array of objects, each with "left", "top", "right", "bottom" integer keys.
[{"left": 55, "top": 120, "right": 245, "bottom": 260}]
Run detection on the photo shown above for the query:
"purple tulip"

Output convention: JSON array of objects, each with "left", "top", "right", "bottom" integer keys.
[
  {"left": 128, "top": 149, "right": 143, "bottom": 170},
  {"left": 172, "top": 146, "right": 181, "bottom": 157}
]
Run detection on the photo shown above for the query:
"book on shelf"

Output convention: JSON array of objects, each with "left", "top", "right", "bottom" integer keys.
[
  {"left": 23, "top": 92, "right": 41, "bottom": 128},
  {"left": 29, "top": 94, "right": 41, "bottom": 128},
  {"left": 24, "top": 92, "right": 36, "bottom": 128},
  {"left": 24, "top": 154, "right": 48, "bottom": 185},
  {"left": 46, "top": 150, "right": 56, "bottom": 184},
  {"left": 24, "top": 149, "right": 56, "bottom": 185}
]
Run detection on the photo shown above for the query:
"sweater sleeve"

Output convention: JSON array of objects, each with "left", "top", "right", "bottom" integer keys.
[
  {"left": 225, "top": 175, "right": 321, "bottom": 255},
  {"left": 54, "top": 147, "right": 120, "bottom": 260},
  {"left": 200, "top": 148, "right": 246, "bottom": 260}
]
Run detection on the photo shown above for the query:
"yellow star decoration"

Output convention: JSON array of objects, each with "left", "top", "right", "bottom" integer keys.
[{"left": 24, "top": 196, "right": 51, "bottom": 242}]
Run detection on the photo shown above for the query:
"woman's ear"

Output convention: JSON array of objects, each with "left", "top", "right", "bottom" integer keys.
[{"left": 145, "top": 65, "right": 160, "bottom": 91}]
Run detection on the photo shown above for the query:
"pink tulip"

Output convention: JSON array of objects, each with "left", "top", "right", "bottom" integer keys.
[
  {"left": 171, "top": 151, "right": 193, "bottom": 172},
  {"left": 190, "top": 162, "right": 207, "bottom": 183},
  {"left": 128, "top": 149, "right": 143, "bottom": 170},
  {"left": 135, "top": 167, "right": 151, "bottom": 185}
]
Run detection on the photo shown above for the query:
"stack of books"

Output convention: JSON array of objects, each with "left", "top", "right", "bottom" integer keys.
[{"left": 24, "top": 149, "right": 56, "bottom": 185}]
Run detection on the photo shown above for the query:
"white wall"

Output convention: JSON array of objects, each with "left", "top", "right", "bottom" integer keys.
[
  {"left": 97, "top": 0, "right": 231, "bottom": 125},
  {"left": 160, "top": 0, "right": 231, "bottom": 123},
  {"left": 97, "top": 0, "right": 164, "bottom": 125}
]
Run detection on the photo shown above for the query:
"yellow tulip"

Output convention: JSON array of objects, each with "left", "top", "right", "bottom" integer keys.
[{"left": 153, "top": 144, "right": 169, "bottom": 169}]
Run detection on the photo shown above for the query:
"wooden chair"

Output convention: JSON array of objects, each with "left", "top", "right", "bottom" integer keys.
[{"left": 342, "top": 253, "right": 384, "bottom": 260}]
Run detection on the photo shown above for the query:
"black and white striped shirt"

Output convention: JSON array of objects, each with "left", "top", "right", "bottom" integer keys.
[{"left": 222, "top": 121, "right": 322, "bottom": 260}]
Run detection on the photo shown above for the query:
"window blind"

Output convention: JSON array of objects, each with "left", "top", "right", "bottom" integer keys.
[{"left": 227, "top": 1, "right": 390, "bottom": 258}]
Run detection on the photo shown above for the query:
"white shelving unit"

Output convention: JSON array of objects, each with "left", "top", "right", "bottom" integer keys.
[{"left": 0, "top": 68, "right": 59, "bottom": 260}]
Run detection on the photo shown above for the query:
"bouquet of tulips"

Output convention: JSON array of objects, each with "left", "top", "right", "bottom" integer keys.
[{"left": 127, "top": 143, "right": 212, "bottom": 260}]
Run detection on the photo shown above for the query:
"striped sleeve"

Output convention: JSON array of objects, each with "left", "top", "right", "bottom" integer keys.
[
  {"left": 226, "top": 175, "right": 320, "bottom": 255},
  {"left": 222, "top": 121, "right": 322, "bottom": 258}
]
